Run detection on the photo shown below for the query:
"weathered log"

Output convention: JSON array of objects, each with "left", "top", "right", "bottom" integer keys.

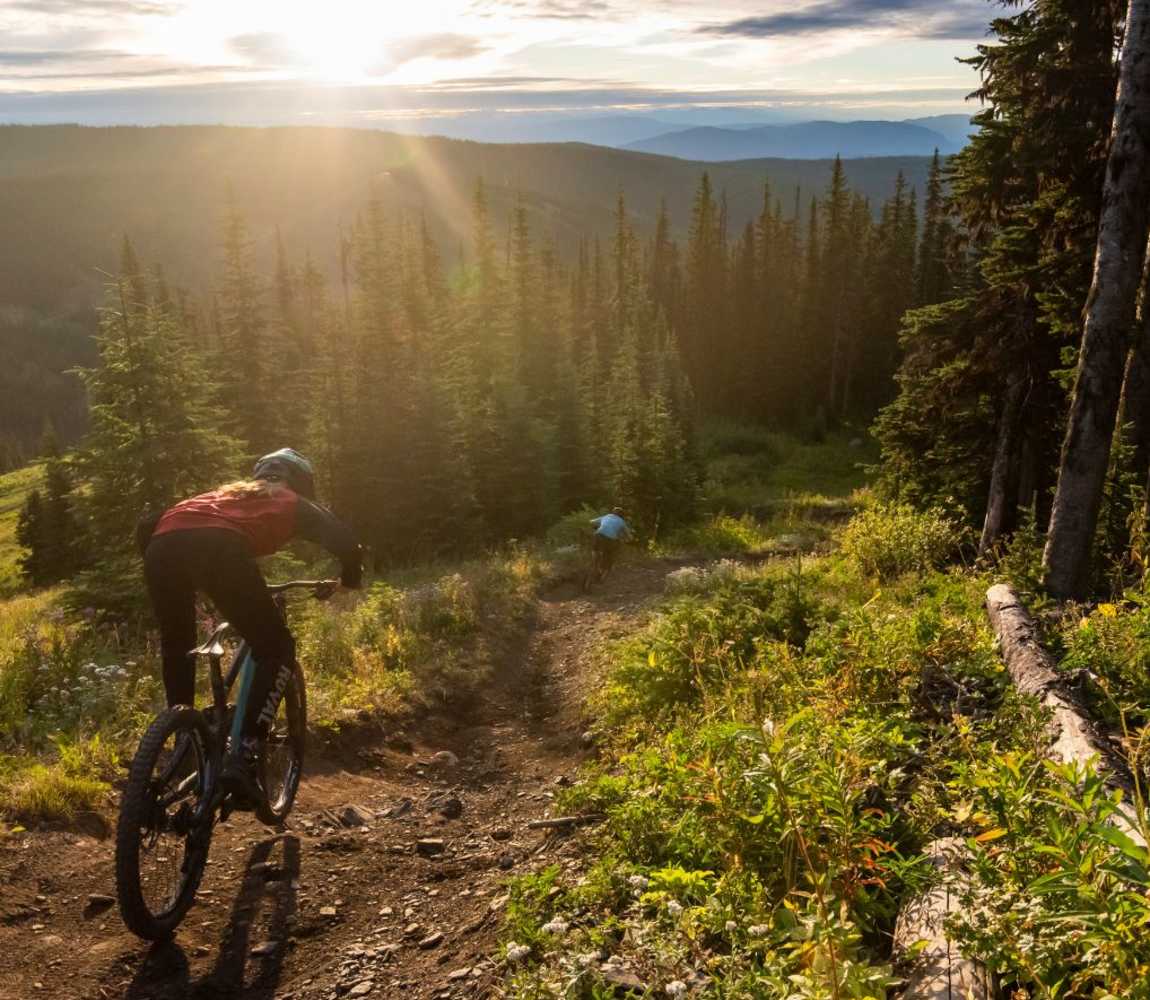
[
  {"left": 893, "top": 838, "right": 993, "bottom": 1000},
  {"left": 986, "top": 583, "right": 1144, "bottom": 841}
]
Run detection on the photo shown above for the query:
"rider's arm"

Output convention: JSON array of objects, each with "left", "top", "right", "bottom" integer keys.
[
  {"left": 294, "top": 498, "right": 364, "bottom": 588},
  {"left": 590, "top": 516, "right": 603, "bottom": 529}
]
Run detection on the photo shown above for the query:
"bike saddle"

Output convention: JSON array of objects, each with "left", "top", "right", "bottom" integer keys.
[{"left": 191, "top": 622, "right": 234, "bottom": 657}]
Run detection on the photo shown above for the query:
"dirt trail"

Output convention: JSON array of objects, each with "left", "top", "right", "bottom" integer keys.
[{"left": 0, "top": 559, "right": 675, "bottom": 1000}]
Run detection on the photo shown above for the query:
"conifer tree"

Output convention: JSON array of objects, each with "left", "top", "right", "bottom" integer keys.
[
  {"left": 218, "top": 202, "right": 273, "bottom": 452},
  {"left": 74, "top": 249, "right": 239, "bottom": 611}
]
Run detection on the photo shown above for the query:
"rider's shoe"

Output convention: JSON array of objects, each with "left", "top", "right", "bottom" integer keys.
[{"left": 222, "top": 736, "right": 265, "bottom": 808}]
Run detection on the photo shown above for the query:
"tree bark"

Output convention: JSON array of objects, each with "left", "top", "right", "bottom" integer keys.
[
  {"left": 1043, "top": 0, "right": 1150, "bottom": 599},
  {"left": 979, "top": 378, "right": 1026, "bottom": 557},
  {"left": 986, "top": 584, "right": 1145, "bottom": 842},
  {"left": 893, "top": 838, "right": 993, "bottom": 1000}
]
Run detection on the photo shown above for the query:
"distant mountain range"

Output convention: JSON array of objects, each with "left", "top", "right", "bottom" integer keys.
[
  {"left": 376, "top": 112, "right": 975, "bottom": 160},
  {"left": 625, "top": 118, "right": 971, "bottom": 161}
]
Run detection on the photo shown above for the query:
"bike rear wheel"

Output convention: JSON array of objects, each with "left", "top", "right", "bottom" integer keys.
[
  {"left": 257, "top": 661, "right": 306, "bottom": 826},
  {"left": 115, "top": 706, "right": 214, "bottom": 940}
]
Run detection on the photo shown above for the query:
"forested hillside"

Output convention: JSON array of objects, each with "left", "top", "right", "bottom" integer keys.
[{"left": 0, "top": 124, "right": 932, "bottom": 467}]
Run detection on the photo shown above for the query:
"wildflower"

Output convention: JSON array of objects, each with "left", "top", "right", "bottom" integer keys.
[
  {"left": 724, "top": 920, "right": 737, "bottom": 933},
  {"left": 541, "top": 918, "right": 569, "bottom": 935},
  {"left": 666, "top": 982, "right": 688, "bottom": 998},
  {"left": 666, "top": 900, "right": 683, "bottom": 918},
  {"left": 747, "top": 924, "right": 770, "bottom": 938},
  {"left": 576, "top": 952, "right": 599, "bottom": 968},
  {"left": 505, "top": 942, "right": 531, "bottom": 963},
  {"left": 627, "top": 875, "right": 649, "bottom": 890}
]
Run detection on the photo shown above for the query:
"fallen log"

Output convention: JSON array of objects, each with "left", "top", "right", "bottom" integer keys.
[
  {"left": 893, "top": 838, "right": 993, "bottom": 1000},
  {"left": 985, "top": 583, "right": 1144, "bottom": 841}
]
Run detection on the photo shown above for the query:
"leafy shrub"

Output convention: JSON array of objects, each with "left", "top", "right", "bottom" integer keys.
[
  {"left": 841, "top": 501, "right": 964, "bottom": 580},
  {"left": 664, "top": 513, "right": 769, "bottom": 556},
  {"left": 949, "top": 756, "right": 1150, "bottom": 998},
  {"left": 546, "top": 505, "right": 602, "bottom": 550},
  {"left": 1057, "top": 592, "right": 1150, "bottom": 726}
]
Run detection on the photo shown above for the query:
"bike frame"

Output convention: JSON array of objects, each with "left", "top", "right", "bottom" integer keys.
[{"left": 178, "top": 582, "right": 325, "bottom": 823}]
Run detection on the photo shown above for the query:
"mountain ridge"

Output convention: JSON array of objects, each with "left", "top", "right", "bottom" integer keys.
[{"left": 626, "top": 119, "right": 962, "bottom": 161}]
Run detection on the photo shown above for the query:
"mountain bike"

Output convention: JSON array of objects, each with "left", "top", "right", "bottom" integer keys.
[
  {"left": 114, "top": 579, "right": 336, "bottom": 941},
  {"left": 582, "top": 537, "right": 619, "bottom": 591}
]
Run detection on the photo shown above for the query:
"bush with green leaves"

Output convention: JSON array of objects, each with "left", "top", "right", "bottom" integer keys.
[
  {"left": 948, "top": 755, "right": 1150, "bottom": 999},
  {"left": 840, "top": 500, "right": 964, "bottom": 581}
]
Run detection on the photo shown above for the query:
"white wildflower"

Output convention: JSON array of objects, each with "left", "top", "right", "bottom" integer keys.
[
  {"left": 541, "top": 918, "right": 569, "bottom": 935},
  {"left": 666, "top": 900, "right": 683, "bottom": 918},
  {"left": 505, "top": 942, "right": 531, "bottom": 963},
  {"left": 576, "top": 952, "right": 599, "bottom": 968},
  {"left": 627, "top": 875, "right": 649, "bottom": 890},
  {"left": 665, "top": 982, "right": 688, "bottom": 998},
  {"left": 747, "top": 924, "right": 770, "bottom": 938},
  {"left": 724, "top": 920, "right": 737, "bottom": 933}
]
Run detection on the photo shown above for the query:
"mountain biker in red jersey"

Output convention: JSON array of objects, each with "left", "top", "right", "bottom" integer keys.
[{"left": 140, "top": 448, "right": 362, "bottom": 804}]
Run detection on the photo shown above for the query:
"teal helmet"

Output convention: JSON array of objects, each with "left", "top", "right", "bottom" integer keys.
[{"left": 252, "top": 448, "right": 316, "bottom": 500}]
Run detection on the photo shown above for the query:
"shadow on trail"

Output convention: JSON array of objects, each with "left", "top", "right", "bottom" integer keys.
[{"left": 124, "top": 835, "right": 300, "bottom": 1000}]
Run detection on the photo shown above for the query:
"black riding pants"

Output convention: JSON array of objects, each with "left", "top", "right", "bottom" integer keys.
[{"left": 144, "top": 528, "right": 295, "bottom": 740}]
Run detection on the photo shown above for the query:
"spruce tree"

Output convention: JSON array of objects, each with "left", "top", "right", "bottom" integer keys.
[{"left": 73, "top": 254, "right": 239, "bottom": 612}]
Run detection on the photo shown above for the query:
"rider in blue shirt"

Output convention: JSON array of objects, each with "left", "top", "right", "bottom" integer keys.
[{"left": 590, "top": 507, "right": 631, "bottom": 573}]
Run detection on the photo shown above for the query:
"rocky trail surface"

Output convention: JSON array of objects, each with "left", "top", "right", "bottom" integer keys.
[{"left": 0, "top": 560, "right": 673, "bottom": 1000}]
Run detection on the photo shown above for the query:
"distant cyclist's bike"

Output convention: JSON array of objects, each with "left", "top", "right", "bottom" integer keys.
[
  {"left": 115, "top": 579, "right": 335, "bottom": 941},
  {"left": 582, "top": 537, "right": 619, "bottom": 591}
]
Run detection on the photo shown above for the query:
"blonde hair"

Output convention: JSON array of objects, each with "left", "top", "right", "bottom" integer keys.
[{"left": 215, "top": 479, "right": 274, "bottom": 499}]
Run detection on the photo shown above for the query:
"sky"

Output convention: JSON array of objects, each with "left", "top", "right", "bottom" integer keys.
[{"left": 0, "top": 0, "right": 992, "bottom": 126}]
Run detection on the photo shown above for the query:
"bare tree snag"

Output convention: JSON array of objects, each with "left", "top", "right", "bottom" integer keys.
[
  {"left": 1043, "top": 0, "right": 1150, "bottom": 599},
  {"left": 893, "top": 838, "right": 992, "bottom": 1000},
  {"left": 986, "top": 584, "right": 1145, "bottom": 841}
]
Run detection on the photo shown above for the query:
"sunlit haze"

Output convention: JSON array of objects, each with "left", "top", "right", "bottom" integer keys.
[{"left": 0, "top": 0, "right": 990, "bottom": 126}]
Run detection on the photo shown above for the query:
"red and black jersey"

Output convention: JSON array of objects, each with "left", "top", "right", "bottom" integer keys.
[{"left": 152, "top": 488, "right": 362, "bottom": 587}]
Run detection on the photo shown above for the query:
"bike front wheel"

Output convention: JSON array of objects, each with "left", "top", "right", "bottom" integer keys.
[
  {"left": 115, "top": 706, "right": 214, "bottom": 940},
  {"left": 257, "top": 660, "right": 307, "bottom": 826}
]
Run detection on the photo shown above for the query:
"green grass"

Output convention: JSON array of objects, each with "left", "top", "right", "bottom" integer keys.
[
  {"left": 701, "top": 421, "right": 876, "bottom": 513},
  {"left": 661, "top": 425, "right": 876, "bottom": 559},
  {"left": 0, "top": 464, "right": 42, "bottom": 597}
]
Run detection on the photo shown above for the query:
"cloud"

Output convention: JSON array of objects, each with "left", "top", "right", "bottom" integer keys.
[
  {"left": 468, "top": 0, "right": 613, "bottom": 19},
  {"left": 228, "top": 31, "right": 487, "bottom": 74},
  {"left": 0, "top": 49, "right": 133, "bottom": 66},
  {"left": 0, "top": 78, "right": 972, "bottom": 126},
  {"left": 4, "top": 0, "right": 176, "bottom": 14},
  {"left": 698, "top": 0, "right": 990, "bottom": 42},
  {"left": 228, "top": 33, "right": 301, "bottom": 68},
  {"left": 387, "top": 34, "right": 488, "bottom": 65}
]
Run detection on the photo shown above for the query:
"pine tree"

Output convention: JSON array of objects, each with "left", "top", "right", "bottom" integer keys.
[
  {"left": 218, "top": 201, "right": 273, "bottom": 452},
  {"left": 73, "top": 254, "right": 239, "bottom": 612}
]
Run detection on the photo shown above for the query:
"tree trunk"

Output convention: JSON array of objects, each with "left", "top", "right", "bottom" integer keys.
[
  {"left": 893, "top": 838, "right": 993, "bottom": 1000},
  {"left": 979, "top": 378, "right": 1026, "bottom": 557},
  {"left": 1043, "top": 0, "right": 1150, "bottom": 599},
  {"left": 986, "top": 584, "right": 1145, "bottom": 842}
]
